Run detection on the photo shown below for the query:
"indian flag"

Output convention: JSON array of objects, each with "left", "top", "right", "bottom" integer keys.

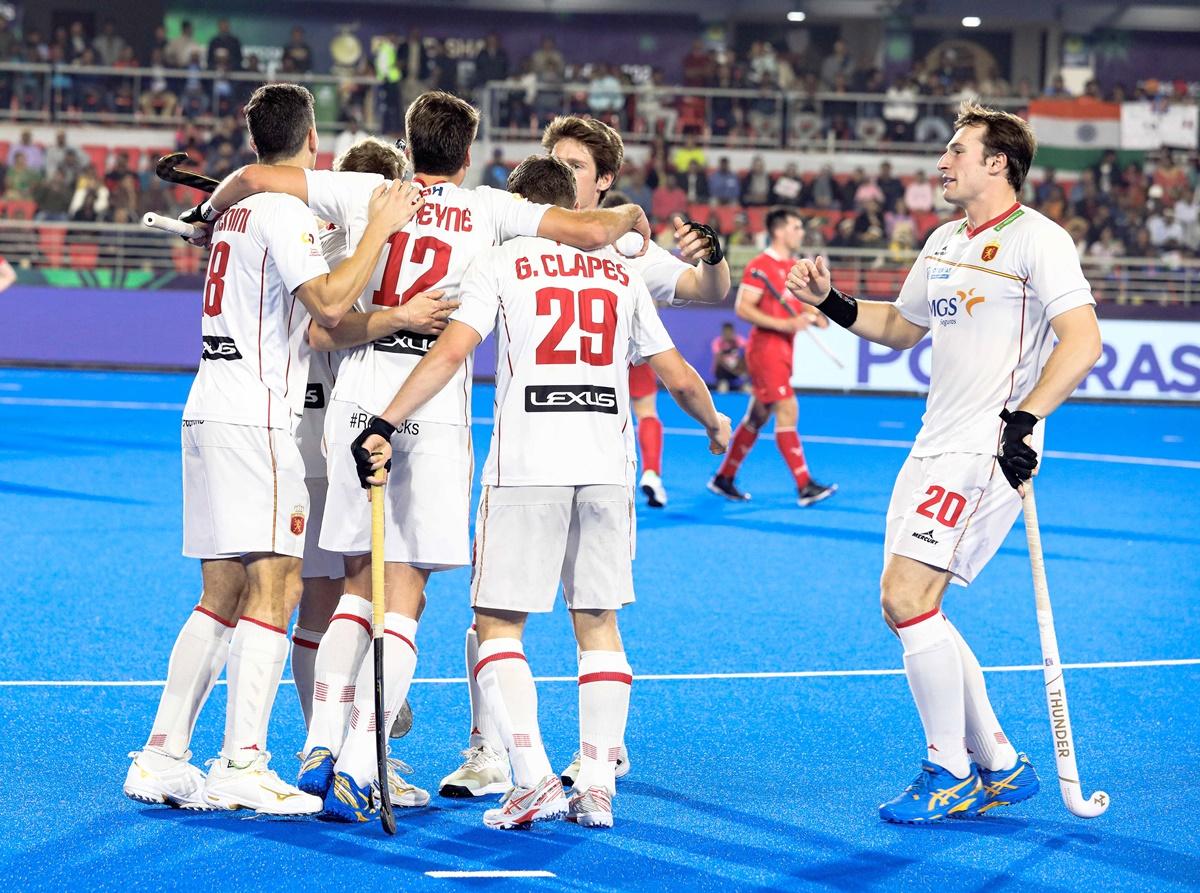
[{"left": 1027, "top": 99, "right": 1124, "bottom": 171}]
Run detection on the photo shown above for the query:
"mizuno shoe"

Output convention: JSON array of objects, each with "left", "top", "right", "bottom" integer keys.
[
  {"left": 387, "top": 758, "right": 430, "bottom": 808},
  {"left": 297, "top": 746, "right": 335, "bottom": 798},
  {"left": 483, "top": 774, "right": 568, "bottom": 830},
  {"left": 123, "top": 749, "right": 213, "bottom": 810},
  {"left": 203, "top": 750, "right": 322, "bottom": 815},
  {"left": 322, "top": 771, "right": 378, "bottom": 823},
  {"left": 878, "top": 760, "right": 982, "bottom": 824},
  {"left": 967, "top": 753, "right": 1040, "bottom": 816}
]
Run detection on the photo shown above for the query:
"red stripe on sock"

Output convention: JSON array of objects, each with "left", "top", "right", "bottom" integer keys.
[
  {"left": 385, "top": 629, "right": 417, "bottom": 654},
  {"left": 638, "top": 416, "right": 663, "bottom": 475},
  {"left": 895, "top": 606, "right": 942, "bottom": 629},
  {"left": 241, "top": 616, "right": 286, "bottom": 635},
  {"left": 578, "top": 671, "right": 633, "bottom": 686},
  {"left": 292, "top": 636, "right": 320, "bottom": 650},
  {"left": 331, "top": 612, "right": 371, "bottom": 636},
  {"left": 474, "top": 651, "right": 527, "bottom": 679},
  {"left": 193, "top": 605, "right": 234, "bottom": 627}
]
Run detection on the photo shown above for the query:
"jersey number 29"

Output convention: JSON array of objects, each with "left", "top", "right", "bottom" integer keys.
[{"left": 535, "top": 287, "right": 617, "bottom": 366}]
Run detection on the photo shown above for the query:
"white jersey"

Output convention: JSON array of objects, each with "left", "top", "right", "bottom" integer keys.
[
  {"left": 302, "top": 169, "right": 549, "bottom": 423},
  {"left": 625, "top": 240, "right": 689, "bottom": 306},
  {"left": 454, "top": 238, "right": 675, "bottom": 487},
  {"left": 182, "top": 192, "right": 329, "bottom": 429},
  {"left": 295, "top": 223, "right": 347, "bottom": 474},
  {"left": 895, "top": 203, "right": 1095, "bottom": 457}
]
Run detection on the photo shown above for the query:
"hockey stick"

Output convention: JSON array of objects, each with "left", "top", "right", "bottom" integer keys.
[
  {"left": 748, "top": 269, "right": 846, "bottom": 369},
  {"left": 370, "top": 471, "right": 397, "bottom": 835},
  {"left": 1020, "top": 480, "right": 1110, "bottom": 818},
  {"left": 154, "top": 152, "right": 219, "bottom": 194},
  {"left": 142, "top": 212, "right": 202, "bottom": 240}
]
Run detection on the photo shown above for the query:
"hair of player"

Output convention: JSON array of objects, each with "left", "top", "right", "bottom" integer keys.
[
  {"left": 334, "top": 136, "right": 408, "bottom": 180},
  {"left": 404, "top": 91, "right": 479, "bottom": 176},
  {"left": 599, "top": 189, "right": 632, "bottom": 209},
  {"left": 765, "top": 206, "right": 801, "bottom": 236},
  {"left": 954, "top": 99, "right": 1037, "bottom": 193},
  {"left": 244, "top": 83, "right": 315, "bottom": 164},
  {"left": 541, "top": 115, "right": 624, "bottom": 203},
  {"left": 507, "top": 155, "right": 576, "bottom": 209}
]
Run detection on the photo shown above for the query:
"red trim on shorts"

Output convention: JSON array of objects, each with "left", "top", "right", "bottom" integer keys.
[
  {"left": 193, "top": 605, "right": 234, "bottom": 627},
  {"left": 385, "top": 629, "right": 417, "bottom": 653},
  {"left": 895, "top": 606, "right": 941, "bottom": 629},
  {"left": 331, "top": 612, "right": 372, "bottom": 636},
  {"left": 474, "top": 650, "right": 526, "bottom": 679},
  {"left": 578, "top": 672, "right": 633, "bottom": 686},
  {"left": 966, "top": 203, "right": 1021, "bottom": 239},
  {"left": 292, "top": 636, "right": 320, "bottom": 650},
  {"left": 241, "top": 615, "right": 286, "bottom": 635}
]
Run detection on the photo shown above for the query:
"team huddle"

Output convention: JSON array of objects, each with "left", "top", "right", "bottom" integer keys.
[{"left": 124, "top": 84, "right": 1102, "bottom": 829}]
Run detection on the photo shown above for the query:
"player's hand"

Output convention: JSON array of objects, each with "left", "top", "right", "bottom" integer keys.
[
  {"left": 351, "top": 417, "right": 396, "bottom": 489},
  {"left": 707, "top": 413, "right": 732, "bottom": 455},
  {"left": 621, "top": 204, "right": 652, "bottom": 257},
  {"left": 367, "top": 179, "right": 424, "bottom": 236},
  {"left": 786, "top": 256, "right": 832, "bottom": 307},
  {"left": 395, "top": 290, "right": 456, "bottom": 335},
  {"left": 182, "top": 221, "right": 212, "bottom": 248},
  {"left": 997, "top": 409, "right": 1040, "bottom": 496},
  {"left": 674, "top": 216, "right": 723, "bottom": 265}
]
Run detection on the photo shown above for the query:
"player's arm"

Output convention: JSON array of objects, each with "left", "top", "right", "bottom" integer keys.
[
  {"left": 671, "top": 216, "right": 731, "bottom": 304},
  {"left": 735, "top": 283, "right": 799, "bottom": 334},
  {"left": 0, "top": 259, "right": 15, "bottom": 294},
  {"left": 647, "top": 348, "right": 730, "bottom": 454},
  {"left": 786, "top": 255, "right": 927, "bottom": 350},
  {"left": 294, "top": 181, "right": 418, "bottom": 327},
  {"left": 353, "top": 320, "right": 483, "bottom": 485},
  {"left": 1017, "top": 305, "right": 1102, "bottom": 418},
  {"left": 208, "top": 164, "right": 309, "bottom": 214},
  {"left": 307, "top": 290, "right": 457, "bottom": 351},
  {"left": 538, "top": 203, "right": 652, "bottom": 253}
]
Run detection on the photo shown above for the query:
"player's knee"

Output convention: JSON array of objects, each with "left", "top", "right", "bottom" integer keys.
[
  {"left": 879, "top": 575, "right": 935, "bottom": 627},
  {"left": 774, "top": 398, "right": 799, "bottom": 427},
  {"left": 571, "top": 609, "right": 622, "bottom": 652}
]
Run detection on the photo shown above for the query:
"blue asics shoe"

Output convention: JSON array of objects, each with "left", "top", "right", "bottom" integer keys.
[
  {"left": 879, "top": 760, "right": 983, "bottom": 823},
  {"left": 322, "top": 771, "right": 379, "bottom": 823},
  {"left": 297, "top": 746, "right": 335, "bottom": 799},
  {"left": 969, "top": 753, "right": 1040, "bottom": 816}
]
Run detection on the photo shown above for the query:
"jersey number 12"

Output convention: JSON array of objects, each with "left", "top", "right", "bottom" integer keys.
[{"left": 372, "top": 232, "right": 452, "bottom": 307}]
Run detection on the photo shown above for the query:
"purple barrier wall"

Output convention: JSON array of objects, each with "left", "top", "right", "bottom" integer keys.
[{"left": 1, "top": 286, "right": 748, "bottom": 380}]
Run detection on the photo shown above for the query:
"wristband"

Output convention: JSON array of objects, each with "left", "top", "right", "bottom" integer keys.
[
  {"left": 198, "top": 200, "right": 220, "bottom": 223},
  {"left": 817, "top": 286, "right": 858, "bottom": 329}
]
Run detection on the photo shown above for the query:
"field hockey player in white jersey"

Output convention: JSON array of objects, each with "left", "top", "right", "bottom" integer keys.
[
  {"left": 123, "top": 84, "right": 423, "bottom": 815},
  {"left": 787, "top": 101, "right": 1102, "bottom": 824},
  {"left": 205, "top": 91, "right": 653, "bottom": 823},
  {"left": 353, "top": 155, "right": 729, "bottom": 829}
]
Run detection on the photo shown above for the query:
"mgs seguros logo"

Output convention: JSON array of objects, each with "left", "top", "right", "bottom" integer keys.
[{"left": 928, "top": 288, "right": 986, "bottom": 326}]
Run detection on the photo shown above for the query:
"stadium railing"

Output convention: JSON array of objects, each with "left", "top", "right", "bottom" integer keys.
[{"left": 3, "top": 219, "right": 1194, "bottom": 310}]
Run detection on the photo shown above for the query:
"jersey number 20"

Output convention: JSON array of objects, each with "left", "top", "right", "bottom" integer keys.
[{"left": 535, "top": 286, "right": 617, "bottom": 366}]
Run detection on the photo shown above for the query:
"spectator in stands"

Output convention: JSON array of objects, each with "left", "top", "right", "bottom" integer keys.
[
  {"left": 587, "top": 63, "right": 624, "bottom": 125},
  {"left": 483, "top": 148, "right": 509, "bottom": 190},
  {"left": 682, "top": 39, "right": 714, "bottom": 87},
  {"left": 284, "top": 26, "right": 313, "bottom": 73},
  {"left": 770, "top": 162, "right": 803, "bottom": 207},
  {"left": 67, "top": 21, "right": 88, "bottom": 61},
  {"left": 426, "top": 40, "right": 458, "bottom": 95},
  {"left": 33, "top": 169, "right": 72, "bottom": 220},
  {"left": 671, "top": 135, "right": 706, "bottom": 175},
  {"left": 819, "top": 39, "right": 855, "bottom": 89},
  {"left": 108, "top": 172, "right": 140, "bottom": 220},
  {"left": 1091, "top": 149, "right": 1120, "bottom": 197},
  {"left": 474, "top": 32, "right": 509, "bottom": 88},
  {"left": 1147, "top": 199, "right": 1184, "bottom": 249},
  {"left": 92, "top": 19, "right": 127, "bottom": 66},
  {"left": 638, "top": 69, "right": 678, "bottom": 138},
  {"left": 882, "top": 75, "right": 920, "bottom": 143},
  {"left": 854, "top": 170, "right": 885, "bottom": 209},
  {"left": 620, "top": 165, "right": 653, "bottom": 216},
  {"left": 1154, "top": 151, "right": 1190, "bottom": 199},
  {"left": 724, "top": 211, "right": 757, "bottom": 250},
  {"left": 1088, "top": 225, "right": 1123, "bottom": 274},
  {"left": 1043, "top": 73, "right": 1071, "bottom": 97},
  {"left": 904, "top": 173, "right": 935, "bottom": 214},
  {"left": 400, "top": 28, "right": 432, "bottom": 106},
  {"left": 5, "top": 153, "right": 40, "bottom": 201},
  {"left": 333, "top": 115, "right": 371, "bottom": 160},
  {"left": 651, "top": 164, "right": 688, "bottom": 225},
  {"left": 740, "top": 155, "right": 771, "bottom": 207},
  {"left": 208, "top": 19, "right": 243, "bottom": 72},
  {"left": 1065, "top": 217, "right": 1090, "bottom": 259},
  {"left": 830, "top": 216, "right": 857, "bottom": 248},
  {"left": 708, "top": 157, "right": 740, "bottom": 205},
  {"left": 711, "top": 322, "right": 749, "bottom": 393},
  {"left": 876, "top": 161, "right": 904, "bottom": 212},
  {"left": 0, "top": 17, "right": 17, "bottom": 61},
  {"left": 141, "top": 48, "right": 178, "bottom": 118},
  {"left": 808, "top": 165, "right": 837, "bottom": 210},
  {"left": 166, "top": 20, "right": 201, "bottom": 68},
  {"left": 104, "top": 152, "right": 135, "bottom": 191},
  {"left": 10, "top": 131, "right": 44, "bottom": 171},
  {"left": 709, "top": 62, "right": 742, "bottom": 137},
  {"left": 886, "top": 198, "right": 915, "bottom": 240},
  {"left": 853, "top": 198, "right": 886, "bottom": 249},
  {"left": 529, "top": 36, "right": 565, "bottom": 124},
  {"left": 70, "top": 168, "right": 109, "bottom": 221},
  {"left": 1175, "top": 188, "right": 1199, "bottom": 250},
  {"left": 838, "top": 167, "right": 864, "bottom": 210},
  {"left": 676, "top": 159, "right": 710, "bottom": 205}
]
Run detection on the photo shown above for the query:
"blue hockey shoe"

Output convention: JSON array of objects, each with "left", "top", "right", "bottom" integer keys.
[{"left": 879, "top": 760, "right": 982, "bottom": 823}]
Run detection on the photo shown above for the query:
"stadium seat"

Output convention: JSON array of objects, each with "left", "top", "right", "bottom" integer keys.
[
  {"left": 171, "top": 242, "right": 202, "bottom": 274},
  {"left": 5, "top": 200, "right": 35, "bottom": 221},
  {"left": 686, "top": 203, "right": 711, "bottom": 224},
  {"left": 0, "top": 141, "right": 9, "bottom": 163},
  {"left": 69, "top": 243, "right": 100, "bottom": 270},
  {"left": 81, "top": 144, "right": 109, "bottom": 175},
  {"left": 38, "top": 227, "right": 67, "bottom": 266},
  {"left": 110, "top": 146, "right": 141, "bottom": 171},
  {"left": 744, "top": 207, "right": 766, "bottom": 233},
  {"left": 712, "top": 204, "right": 738, "bottom": 233}
]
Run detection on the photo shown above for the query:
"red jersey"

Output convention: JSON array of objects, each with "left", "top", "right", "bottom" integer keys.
[{"left": 740, "top": 249, "right": 797, "bottom": 348}]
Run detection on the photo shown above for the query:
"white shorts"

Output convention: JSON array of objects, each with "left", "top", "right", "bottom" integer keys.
[
  {"left": 471, "top": 484, "right": 636, "bottom": 614},
  {"left": 301, "top": 476, "right": 344, "bottom": 580},
  {"left": 182, "top": 420, "right": 308, "bottom": 560},
  {"left": 884, "top": 452, "right": 1021, "bottom": 586},
  {"left": 319, "top": 400, "right": 472, "bottom": 570}
]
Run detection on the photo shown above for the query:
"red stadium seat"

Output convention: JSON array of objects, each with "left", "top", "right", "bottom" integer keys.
[
  {"left": 110, "top": 146, "right": 141, "bottom": 171},
  {"left": 38, "top": 228, "right": 67, "bottom": 266},
  {"left": 171, "top": 242, "right": 202, "bottom": 274},
  {"left": 81, "top": 144, "right": 109, "bottom": 175},
  {"left": 712, "top": 205, "right": 738, "bottom": 233},
  {"left": 686, "top": 203, "right": 711, "bottom": 224},
  {"left": 0, "top": 142, "right": 9, "bottom": 163},
  {"left": 5, "top": 200, "right": 35, "bottom": 221},
  {"left": 744, "top": 207, "right": 766, "bottom": 233},
  {"left": 69, "top": 243, "right": 100, "bottom": 270}
]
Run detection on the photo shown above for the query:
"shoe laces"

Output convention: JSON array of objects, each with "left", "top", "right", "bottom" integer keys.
[
  {"left": 462, "top": 743, "right": 501, "bottom": 770},
  {"left": 387, "top": 757, "right": 413, "bottom": 776}
]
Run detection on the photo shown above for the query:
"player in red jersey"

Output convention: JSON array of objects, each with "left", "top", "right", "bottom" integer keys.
[{"left": 708, "top": 208, "right": 837, "bottom": 506}]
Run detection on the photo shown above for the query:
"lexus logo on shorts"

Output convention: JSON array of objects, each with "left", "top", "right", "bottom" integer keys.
[
  {"left": 305, "top": 383, "right": 326, "bottom": 409},
  {"left": 373, "top": 330, "right": 438, "bottom": 357},
  {"left": 525, "top": 385, "right": 618, "bottom": 414},
  {"left": 201, "top": 335, "right": 242, "bottom": 360}
]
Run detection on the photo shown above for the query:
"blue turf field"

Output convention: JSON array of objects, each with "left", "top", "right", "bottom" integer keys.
[{"left": 1, "top": 368, "right": 1198, "bottom": 892}]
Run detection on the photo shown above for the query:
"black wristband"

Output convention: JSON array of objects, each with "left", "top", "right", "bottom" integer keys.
[
  {"left": 365, "top": 416, "right": 396, "bottom": 441},
  {"left": 817, "top": 286, "right": 858, "bottom": 329}
]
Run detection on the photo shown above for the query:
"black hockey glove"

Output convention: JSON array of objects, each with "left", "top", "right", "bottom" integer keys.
[
  {"left": 351, "top": 416, "right": 396, "bottom": 489},
  {"left": 997, "top": 408, "right": 1039, "bottom": 490},
  {"left": 682, "top": 220, "right": 724, "bottom": 265}
]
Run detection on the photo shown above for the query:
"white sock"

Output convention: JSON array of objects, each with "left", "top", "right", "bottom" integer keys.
[
  {"left": 334, "top": 613, "right": 419, "bottom": 787},
  {"left": 303, "top": 593, "right": 371, "bottom": 757},
  {"left": 145, "top": 606, "right": 233, "bottom": 761},
  {"left": 290, "top": 625, "right": 324, "bottom": 729},
  {"left": 896, "top": 610, "right": 971, "bottom": 778},
  {"left": 476, "top": 638, "right": 551, "bottom": 788},
  {"left": 465, "top": 625, "right": 502, "bottom": 750},
  {"left": 574, "top": 650, "right": 633, "bottom": 794},
  {"left": 222, "top": 618, "right": 289, "bottom": 759},
  {"left": 944, "top": 616, "right": 1018, "bottom": 771}
]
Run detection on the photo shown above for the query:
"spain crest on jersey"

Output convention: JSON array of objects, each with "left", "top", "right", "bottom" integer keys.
[{"left": 981, "top": 240, "right": 1000, "bottom": 263}]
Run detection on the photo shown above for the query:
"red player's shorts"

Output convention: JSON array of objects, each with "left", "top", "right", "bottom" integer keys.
[
  {"left": 628, "top": 362, "right": 657, "bottom": 400},
  {"left": 747, "top": 337, "right": 794, "bottom": 405}
]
